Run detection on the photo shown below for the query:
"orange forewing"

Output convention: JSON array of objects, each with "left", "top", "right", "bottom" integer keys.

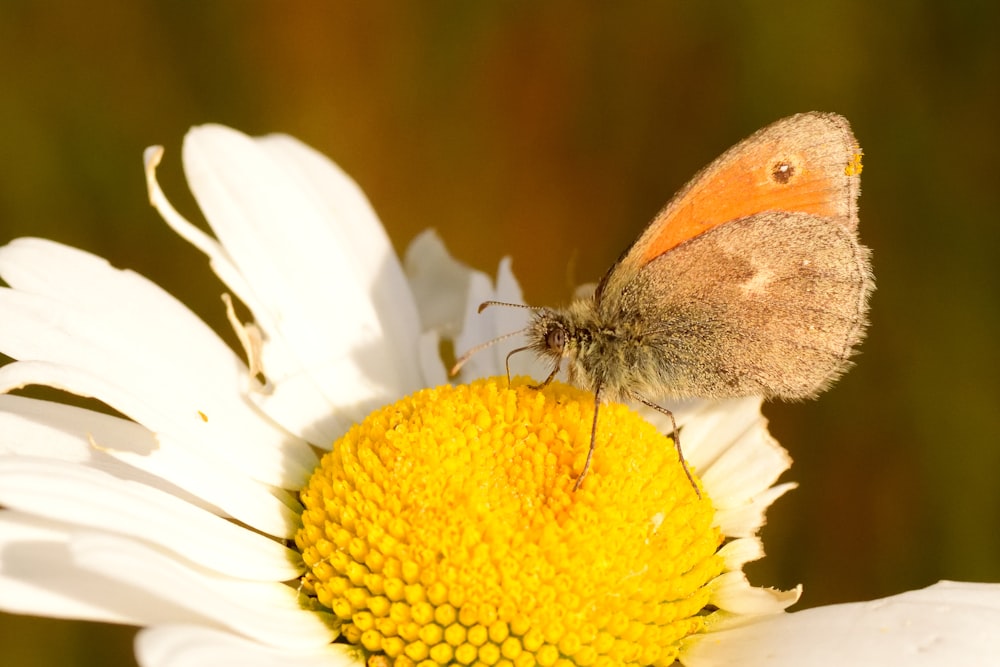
[{"left": 633, "top": 121, "right": 860, "bottom": 265}]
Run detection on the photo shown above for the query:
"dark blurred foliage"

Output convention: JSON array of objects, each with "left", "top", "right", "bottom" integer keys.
[{"left": 1, "top": 2, "right": 998, "bottom": 666}]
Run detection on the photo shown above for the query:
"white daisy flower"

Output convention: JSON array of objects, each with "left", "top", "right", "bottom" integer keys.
[{"left": 1, "top": 125, "right": 998, "bottom": 667}]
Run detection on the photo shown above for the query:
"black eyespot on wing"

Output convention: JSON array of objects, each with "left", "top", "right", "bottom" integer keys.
[{"left": 769, "top": 159, "right": 796, "bottom": 184}]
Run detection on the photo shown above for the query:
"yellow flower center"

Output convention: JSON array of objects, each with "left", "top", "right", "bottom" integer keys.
[{"left": 296, "top": 377, "right": 723, "bottom": 666}]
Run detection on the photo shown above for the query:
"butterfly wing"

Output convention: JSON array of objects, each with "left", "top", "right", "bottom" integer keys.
[
  {"left": 594, "top": 112, "right": 871, "bottom": 399},
  {"left": 596, "top": 112, "right": 863, "bottom": 303},
  {"left": 612, "top": 211, "right": 873, "bottom": 399}
]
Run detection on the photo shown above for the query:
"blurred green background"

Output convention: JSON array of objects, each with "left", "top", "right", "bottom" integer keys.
[{"left": 1, "top": 2, "right": 998, "bottom": 665}]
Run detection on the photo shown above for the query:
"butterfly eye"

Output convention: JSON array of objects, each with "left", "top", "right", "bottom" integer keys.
[{"left": 546, "top": 327, "right": 566, "bottom": 353}]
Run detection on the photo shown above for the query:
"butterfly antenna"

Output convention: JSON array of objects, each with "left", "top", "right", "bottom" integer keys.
[
  {"left": 450, "top": 301, "right": 544, "bottom": 376},
  {"left": 477, "top": 300, "right": 541, "bottom": 313},
  {"left": 451, "top": 328, "right": 524, "bottom": 376}
]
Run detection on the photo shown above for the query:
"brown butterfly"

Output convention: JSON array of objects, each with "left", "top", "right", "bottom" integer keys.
[{"left": 455, "top": 112, "right": 873, "bottom": 491}]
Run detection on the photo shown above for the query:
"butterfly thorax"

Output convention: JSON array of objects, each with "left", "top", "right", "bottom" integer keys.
[{"left": 526, "top": 298, "right": 666, "bottom": 403}]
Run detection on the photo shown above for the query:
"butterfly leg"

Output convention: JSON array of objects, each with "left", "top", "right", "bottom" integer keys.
[
  {"left": 572, "top": 384, "right": 604, "bottom": 491},
  {"left": 528, "top": 358, "right": 562, "bottom": 391},
  {"left": 636, "top": 397, "right": 701, "bottom": 498}
]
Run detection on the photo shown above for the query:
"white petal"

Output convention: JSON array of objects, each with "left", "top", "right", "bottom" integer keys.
[
  {"left": 714, "top": 482, "right": 796, "bottom": 539},
  {"left": 717, "top": 537, "right": 765, "bottom": 570},
  {"left": 71, "top": 532, "right": 336, "bottom": 649},
  {"left": 180, "top": 125, "right": 422, "bottom": 443},
  {"left": 681, "top": 399, "right": 791, "bottom": 524},
  {"left": 404, "top": 230, "right": 552, "bottom": 385},
  {"left": 451, "top": 256, "right": 551, "bottom": 384},
  {"left": 1, "top": 506, "right": 330, "bottom": 644},
  {"left": 636, "top": 395, "right": 793, "bottom": 537},
  {"left": 709, "top": 570, "right": 800, "bottom": 615},
  {"left": 0, "top": 458, "right": 300, "bottom": 581},
  {"left": 0, "top": 512, "right": 176, "bottom": 624},
  {"left": 417, "top": 330, "right": 449, "bottom": 388},
  {"left": 256, "top": 131, "right": 420, "bottom": 349},
  {"left": 404, "top": 229, "right": 477, "bottom": 336},
  {"left": 683, "top": 581, "right": 1000, "bottom": 667},
  {"left": 0, "top": 394, "right": 301, "bottom": 538},
  {"left": 0, "top": 239, "right": 317, "bottom": 488},
  {"left": 0, "top": 359, "right": 314, "bottom": 490},
  {"left": 255, "top": 131, "right": 418, "bottom": 348},
  {"left": 136, "top": 625, "right": 359, "bottom": 667},
  {"left": 0, "top": 238, "right": 237, "bottom": 392},
  {"left": 493, "top": 258, "right": 553, "bottom": 382},
  {"left": 452, "top": 269, "right": 510, "bottom": 381}
]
